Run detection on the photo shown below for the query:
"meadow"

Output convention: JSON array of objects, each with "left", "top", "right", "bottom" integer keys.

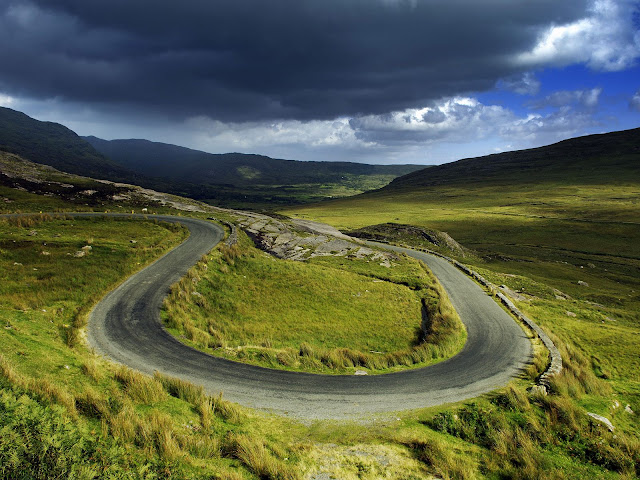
[
  {"left": 0, "top": 212, "right": 309, "bottom": 479},
  {"left": 283, "top": 175, "right": 640, "bottom": 476},
  {"left": 0, "top": 159, "right": 639, "bottom": 478},
  {"left": 161, "top": 230, "right": 466, "bottom": 374}
]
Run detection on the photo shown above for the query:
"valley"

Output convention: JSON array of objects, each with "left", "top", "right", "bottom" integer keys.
[{"left": 1, "top": 123, "right": 639, "bottom": 479}]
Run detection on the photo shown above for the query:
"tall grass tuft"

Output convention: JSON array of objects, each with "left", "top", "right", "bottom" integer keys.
[
  {"left": 149, "top": 411, "right": 182, "bottom": 461},
  {"left": 81, "top": 358, "right": 102, "bottom": 382},
  {"left": 405, "top": 436, "right": 478, "bottom": 480},
  {"left": 154, "top": 372, "right": 205, "bottom": 405},
  {"left": 223, "top": 433, "right": 300, "bottom": 480},
  {"left": 548, "top": 333, "right": 611, "bottom": 398},
  {"left": 114, "top": 365, "right": 166, "bottom": 404},
  {"left": 211, "top": 392, "right": 243, "bottom": 423},
  {"left": 0, "top": 354, "right": 20, "bottom": 385},
  {"left": 75, "top": 387, "right": 109, "bottom": 419},
  {"left": 29, "top": 377, "right": 77, "bottom": 416}
]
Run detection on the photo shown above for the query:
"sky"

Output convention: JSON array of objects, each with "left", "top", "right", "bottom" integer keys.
[{"left": 1, "top": 0, "right": 639, "bottom": 165}]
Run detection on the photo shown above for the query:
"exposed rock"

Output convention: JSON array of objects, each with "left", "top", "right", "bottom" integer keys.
[
  {"left": 499, "top": 284, "right": 531, "bottom": 302},
  {"left": 530, "top": 385, "right": 548, "bottom": 396},
  {"left": 240, "top": 214, "right": 398, "bottom": 264},
  {"left": 578, "top": 280, "right": 589, "bottom": 287},
  {"left": 553, "top": 289, "right": 571, "bottom": 301},
  {"left": 587, "top": 412, "right": 614, "bottom": 431},
  {"left": 354, "top": 370, "right": 368, "bottom": 376},
  {"left": 566, "top": 311, "right": 577, "bottom": 317},
  {"left": 625, "top": 404, "right": 634, "bottom": 414},
  {"left": 28, "top": 230, "right": 38, "bottom": 236},
  {"left": 73, "top": 250, "right": 86, "bottom": 258}
]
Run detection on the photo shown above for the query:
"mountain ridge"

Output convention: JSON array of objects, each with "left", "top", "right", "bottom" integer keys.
[
  {"left": 83, "top": 136, "right": 424, "bottom": 186},
  {"left": 0, "top": 107, "right": 137, "bottom": 182},
  {"left": 383, "top": 127, "right": 640, "bottom": 192}
]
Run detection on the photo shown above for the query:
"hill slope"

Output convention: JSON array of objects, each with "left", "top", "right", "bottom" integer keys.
[
  {"left": 84, "top": 136, "right": 423, "bottom": 186},
  {"left": 386, "top": 127, "right": 640, "bottom": 191},
  {"left": 0, "top": 107, "right": 136, "bottom": 181}
]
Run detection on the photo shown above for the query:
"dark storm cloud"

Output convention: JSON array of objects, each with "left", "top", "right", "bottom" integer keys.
[{"left": 0, "top": 0, "right": 590, "bottom": 122}]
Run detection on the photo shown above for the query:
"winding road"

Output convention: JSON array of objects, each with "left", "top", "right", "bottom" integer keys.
[{"left": 87, "top": 213, "right": 532, "bottom": 420}]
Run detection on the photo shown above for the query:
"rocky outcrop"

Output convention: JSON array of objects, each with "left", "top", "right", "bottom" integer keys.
[{"left": 239, "top": 214, "right": 398, "bottom": 264}]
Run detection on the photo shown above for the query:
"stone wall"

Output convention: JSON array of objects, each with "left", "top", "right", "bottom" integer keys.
[{"left": 401, "top": 246, "right": 562, "bottom": 391}]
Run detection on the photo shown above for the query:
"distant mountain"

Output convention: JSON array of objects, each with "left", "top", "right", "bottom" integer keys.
[
  {"left": 84, "top": 137, "right": 423, "bottom": 186},
  {"left": 384, "top": 128, "right": 640, "bottom": 191},
  {"left": 0, "top": 107, "right": 425, "bottom": 209},
  {"left": 0, "top": 107, "right": 136, "bottom": 181}
]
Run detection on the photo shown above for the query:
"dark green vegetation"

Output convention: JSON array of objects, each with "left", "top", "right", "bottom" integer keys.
[
  {"left": 386, "top": 127, "right": 640, "bottom": 189},
  {"left": 0, "top": 107, "right": 425, "bottom": 210},
  {"left": 0, "top": 150, "right": 216, "bottom": 215},
  {"left": 85, "top": 136, "right": 423, "bottom": 208},
  {"left": 285, "top": 127, "right": 640, "bottom": 477},
  {"left": 162, "top": 231, "right": 465, "bottom": 374},
  {"left": 0, "top": 107, "right": 135, "bottom": 182}
]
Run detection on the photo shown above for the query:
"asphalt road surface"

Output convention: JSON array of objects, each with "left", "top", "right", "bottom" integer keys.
[{"left": 87, "top": 214, "right": 532, "bottom": 420}]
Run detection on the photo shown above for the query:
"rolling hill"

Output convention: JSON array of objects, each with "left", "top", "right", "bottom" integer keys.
[
  {"left": 0, "top": 107, "right": 136, "bottom": 182},
  {"left": 0, "top": 107, "right": 426, "bottom": 208},
  {"left": 84, "top": 136, "right": 423, "bottom": 187},
  {"left": 383, "top": 127, "right": 640, "bottom": 191}
]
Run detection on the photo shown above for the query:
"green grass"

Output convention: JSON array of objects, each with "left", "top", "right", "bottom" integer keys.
[
  {"left": 0, "top": 212, "right": 311, "bottom": 479},
  {"left": 162, "top": 230, "right": 466, "bottom": 374},
  {"left": 3, "top": 136, "right": 640, "bottom": 479},
  {"left": 0, "top": 206, "right": 635, "bottom": 479},
  {"left": 281, "top": 157, "right": 640, "bottom": 476},
  {"left": 283, "top": 182, "right": 640, "bottom": 383},
  {"left": 0, "top": 214, "right": 187, "bottom": 388}
]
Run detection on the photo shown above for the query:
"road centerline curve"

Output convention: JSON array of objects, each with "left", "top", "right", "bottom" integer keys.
[{"left": 85, "top": 213, "right": 533, "bottom": 420}]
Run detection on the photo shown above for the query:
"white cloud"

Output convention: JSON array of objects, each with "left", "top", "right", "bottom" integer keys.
[
  {"left": 498, "top": 107, "right": 599, "bottom": 142},
  {"left": 349, "top": 97, "right": 516, "bottom": 145},
  {"left": 347, "top": 96, "right": 602, "bottom": 154},
  {"left": 179, "top": 95, "right": 602, "bottom": 162},
  {"left": 0, "top": 93, "right": 15, "bottom": 106},
  {"left": 182, "top": 116, "right": 372, "bottom": 155},
  {"left": 516, "top": 0, "right": 640, "bottom": 71}
]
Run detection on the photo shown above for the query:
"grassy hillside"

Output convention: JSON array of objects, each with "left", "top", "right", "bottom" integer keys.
[
  {"left": 85, "top": 136, "right": 423, "bottom": 186},
  {"left": 162, "top": 230, "right": 465, "bottom": 374},
  {"left": 284, "top": 129, "right": 640, "bottom": 456},
  {"left": 85, "top": 136, "right": 425, "bottom": 208},
  {"left": 1, "top": 159, "right": 639, "bottom": 477},
  {"left": 386, "top": 127, "right": 640, "bottom": 189},
  {"left": 0, "top": 107, "right": 136, "bottom": 182}
]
